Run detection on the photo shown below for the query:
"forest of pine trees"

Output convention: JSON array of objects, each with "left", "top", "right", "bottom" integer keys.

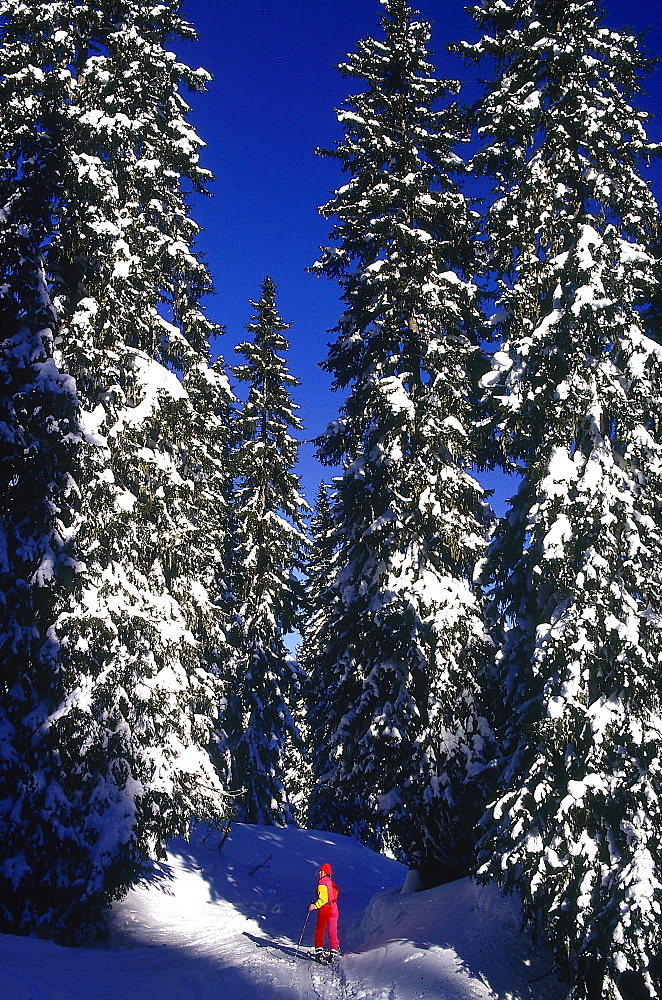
[{"left": 0, "top": 0, "right": 660, "bottom": 997}]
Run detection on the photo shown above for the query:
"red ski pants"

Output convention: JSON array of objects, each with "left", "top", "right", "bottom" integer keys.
[{"left": 314, "top": 903, "right": 339, "bottom": 950}]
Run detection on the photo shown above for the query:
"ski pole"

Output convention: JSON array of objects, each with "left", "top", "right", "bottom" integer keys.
[{"left": 295, "top": 907, "right": 311, "bottom": 957}]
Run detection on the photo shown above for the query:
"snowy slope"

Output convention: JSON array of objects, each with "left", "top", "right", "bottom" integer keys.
[{"left": 0, "top": 824, "right": 565, "bottom": 1000}]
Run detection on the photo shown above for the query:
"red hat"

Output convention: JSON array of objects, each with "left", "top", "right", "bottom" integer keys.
[{"left": 319, "top": 863, "right": 332, "bottom": 876}]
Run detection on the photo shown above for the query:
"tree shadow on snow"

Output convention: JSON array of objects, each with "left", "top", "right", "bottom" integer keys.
[
  {"left": 66, "top": 936, "right": 330, "bottom": 1000},
  {"left": 243, "top": 931, "right": 307, "bottom": 961}
]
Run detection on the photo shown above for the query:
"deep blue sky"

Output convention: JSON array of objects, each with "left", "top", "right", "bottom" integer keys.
[{"left": 174, "top": 0, "right": 662, "bottom": 509}]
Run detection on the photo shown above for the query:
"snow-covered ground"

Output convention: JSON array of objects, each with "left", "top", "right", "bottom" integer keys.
[{"left": 0, "top": 824, "right": 566, "bottom": 1000}]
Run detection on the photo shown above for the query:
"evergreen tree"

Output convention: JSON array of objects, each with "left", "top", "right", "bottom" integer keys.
[
  {"left": 299, "top": 483, "right": 336, "bottom": 685},
  {"left": 0, "top": 164, "right": 89, "bottom": 941},
  {"left": 303, "top": 483, "right": 335, "bottom": 611},
  {"left": 0, "top": 0, "right": 233, "bottom": 940},
  {"left": 458, "top": 2, "right": 662, "bottom": 995},
  {"left": 297, "top": 483, "right": 336, "bottom": 821},
  {"left": 307, "top": 0, "right": 494, "bottom": 883},
  {"left": 229, "top": 276, "right": 309, "bottom": 826}
]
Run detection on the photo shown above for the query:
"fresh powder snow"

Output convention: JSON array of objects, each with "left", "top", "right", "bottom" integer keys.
[{"left": 0, "top": 823, "right": 564, "bottom": 999}]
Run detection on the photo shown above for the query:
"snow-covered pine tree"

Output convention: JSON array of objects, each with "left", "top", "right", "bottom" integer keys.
[
  {"left": 306, "top": 0, "right": 494, "bottom": 883},
  {"left": 0, "top": 0, "right": 234, "bottom": 940},
  {"left": 0, "top": 145, "right": 90, "bottom": 939},
  {"left": 229, "top": 276, "right": 309, "bottom": 826},
  {"left": 304, "top": 483, "right": 335, "bottom": 607},
  {"left": 458, "top": 2, "right": 662, "bottom": 995},
  {"left": 296, "top": 484, "right": 336, "bottom": 820},
  {"left": 299, "top": 483, "right": 336, "bottom": 679}
]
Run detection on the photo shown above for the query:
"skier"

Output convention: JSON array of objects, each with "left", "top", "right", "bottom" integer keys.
[{"left": 309, "top": 863, "right": 340, "bottom": 963}]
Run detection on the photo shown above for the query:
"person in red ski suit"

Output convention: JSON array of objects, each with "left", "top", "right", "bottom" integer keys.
[{"left": 309, "top": 863, "right": 340, "bottom": 960}]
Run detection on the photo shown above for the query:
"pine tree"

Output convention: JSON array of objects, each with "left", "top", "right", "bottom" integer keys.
[
  {"left": 0, "top": 0, "right": 233, "bottom": 940},
  {"left": 299, "top": 483, "right": 336, "bottom": 685},
  {"left": 306, "top": 0, "right": 494, "bottom": 883},
  {"left": 297, "top": 483, "right": 336, "bottom": 821},
  {"left": 0, "top": 160, "right": 90, "bottom": 940},
  {"left": 458, "top": 2, "right": 662, "bottom": 995},
  {"left": 303, "top": 484, "right": 335, "bottom": 610},
  {"left": 228, "top": 276, "right": 309, "bottom": 826}
]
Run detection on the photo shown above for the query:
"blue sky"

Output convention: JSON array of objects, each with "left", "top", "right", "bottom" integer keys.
[{"left": 175, "top": 0, "right": 662, "bottom": 510}]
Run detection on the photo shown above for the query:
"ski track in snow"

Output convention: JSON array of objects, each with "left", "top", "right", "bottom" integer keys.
[{"left": 0, "top": 824, "right": 565, "bottom": 1000}]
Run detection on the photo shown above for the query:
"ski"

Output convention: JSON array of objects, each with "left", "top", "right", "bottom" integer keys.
[{"left": 308, "top": 949, "right": 334, "bottom": 965}]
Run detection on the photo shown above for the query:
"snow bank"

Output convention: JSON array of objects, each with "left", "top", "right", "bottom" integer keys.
[{"left": 351, "top": 877, "right": 561, "bottom": 999}]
